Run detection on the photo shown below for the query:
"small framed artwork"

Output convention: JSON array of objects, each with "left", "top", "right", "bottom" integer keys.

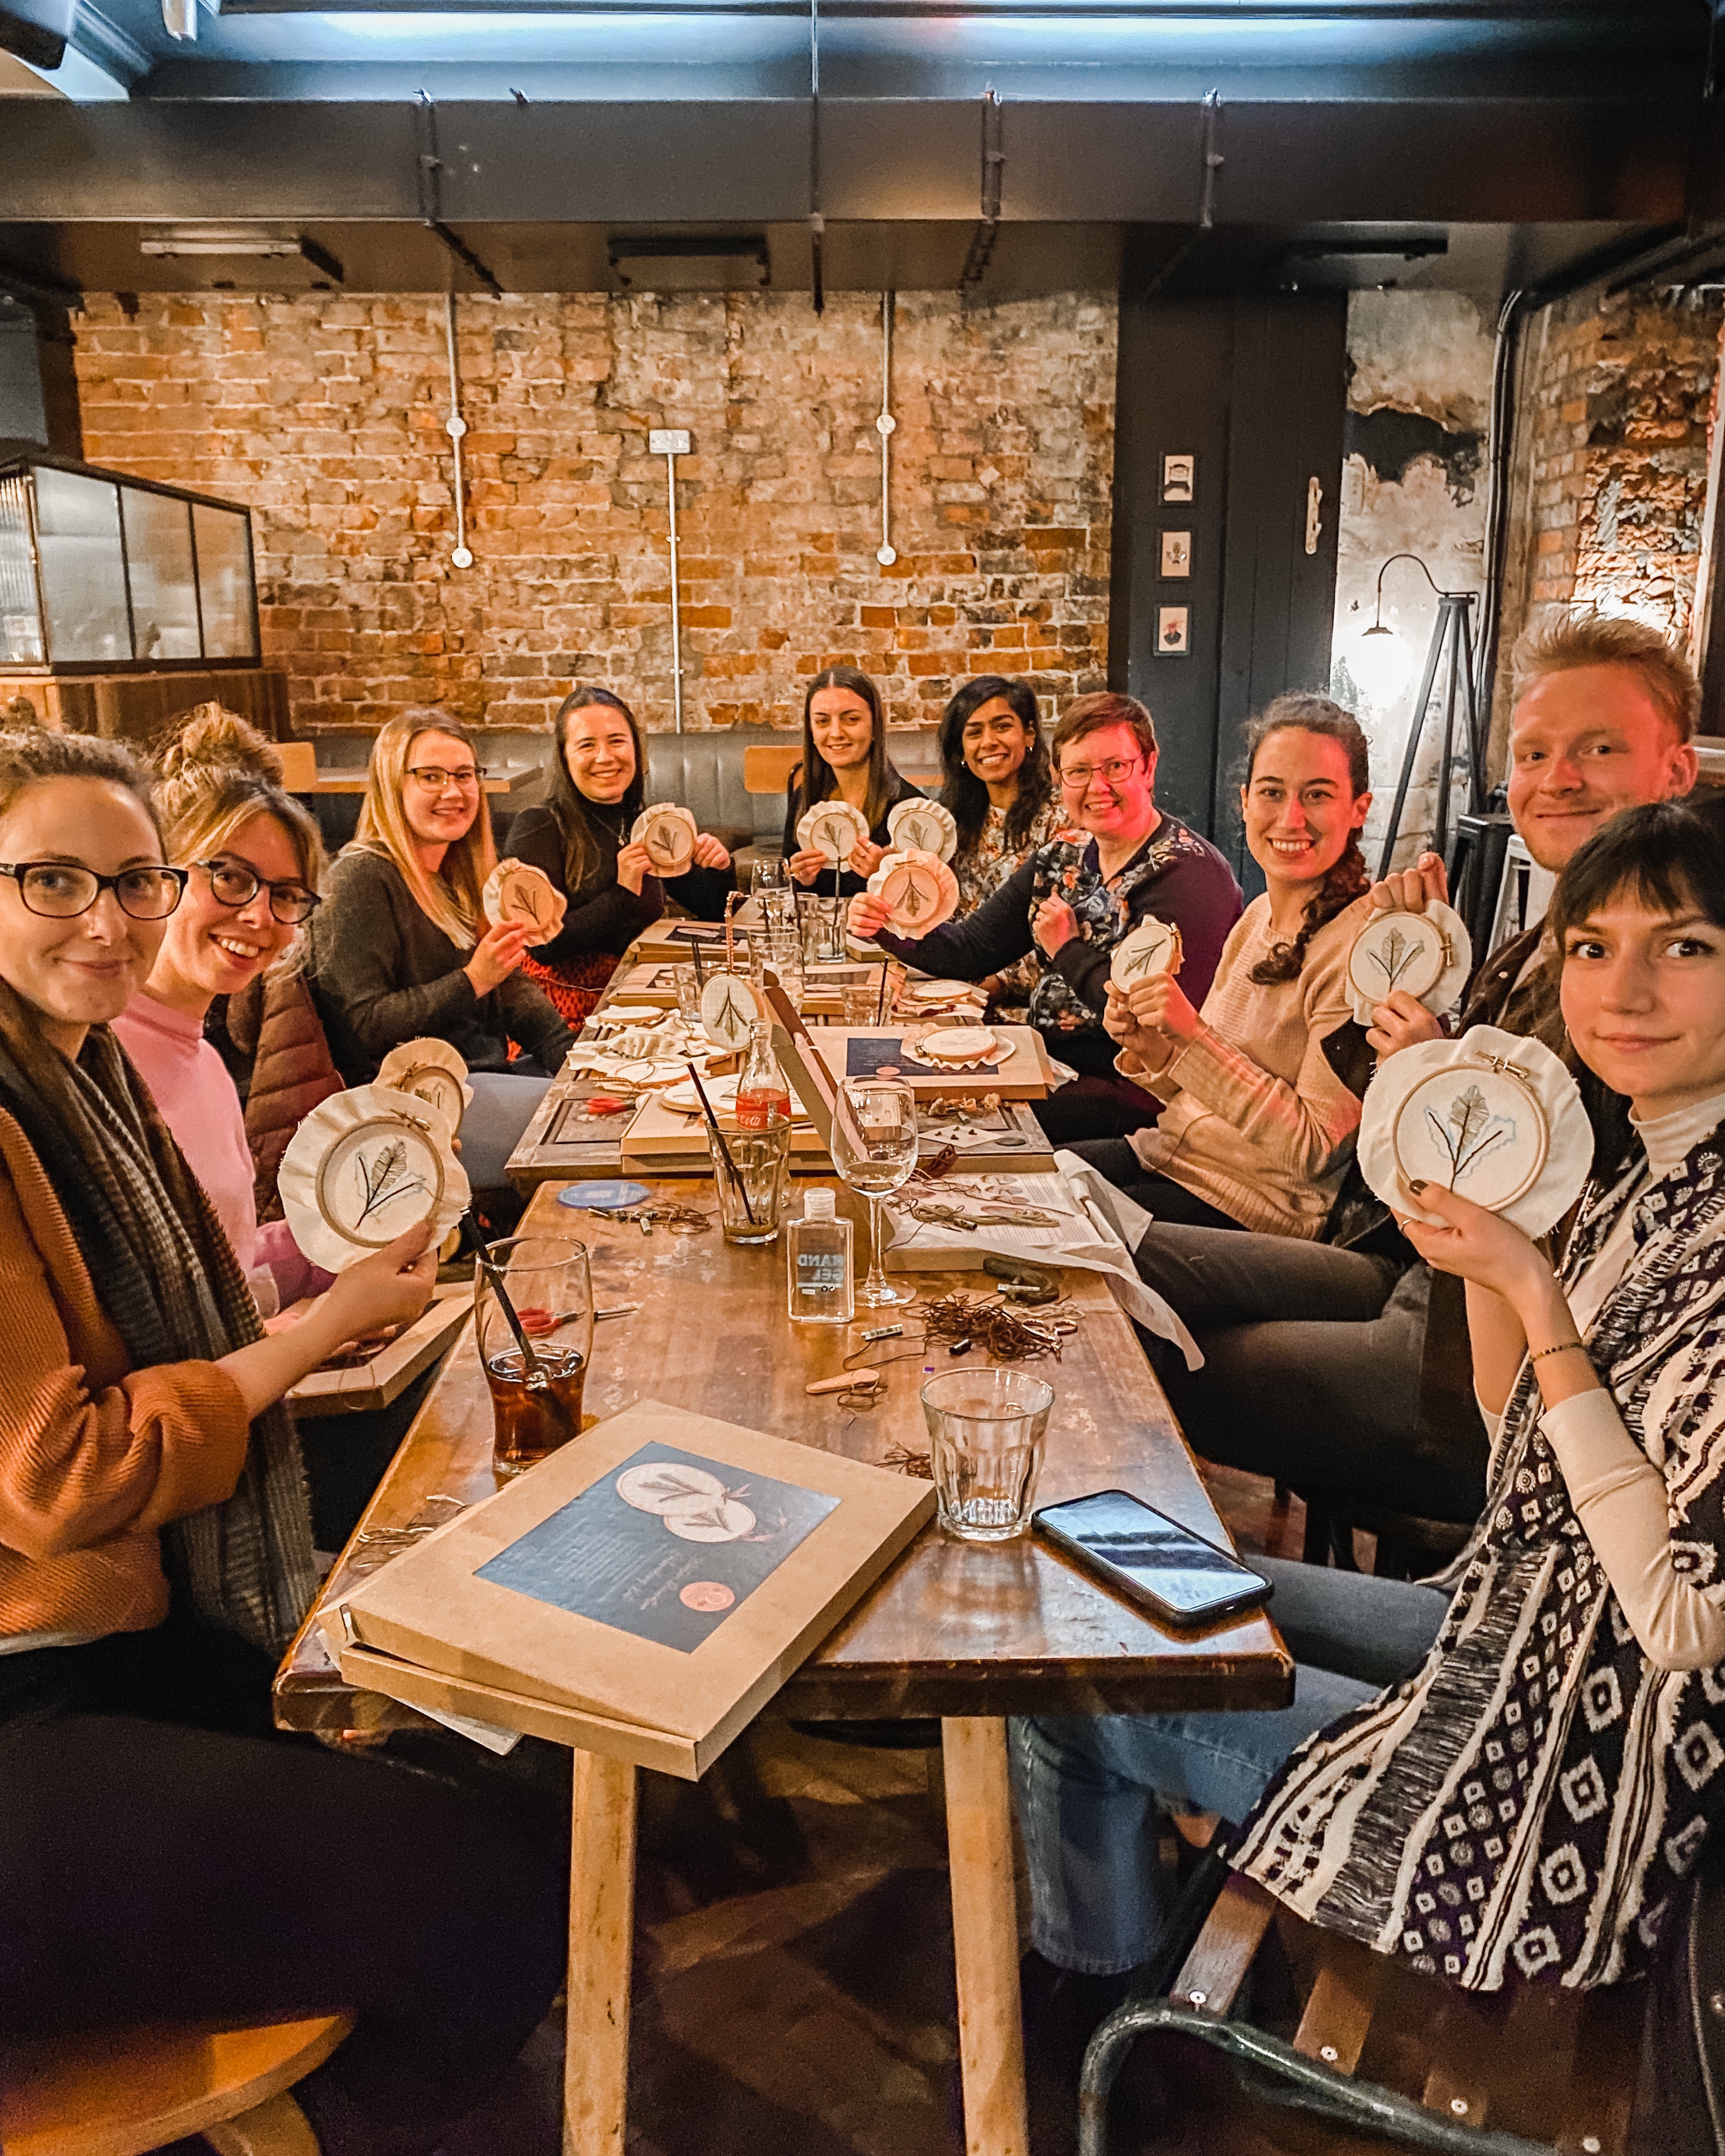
[
  {"left": 1156, "top": 606, "right": 1190, "bottom": 657},
  {"left": 1159, "top": 530, "right": 1192, "bottom": 578},
  {"left": 1161, "top": 454, "right": 1195, "bottom": 503}
]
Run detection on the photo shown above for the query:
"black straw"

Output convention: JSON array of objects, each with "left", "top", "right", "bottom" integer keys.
[
  {"left": 467, "top": 1219, "right": 543, "bottom": 1378},
  {"left": 685, "top": 1059, "right": 756, "bottom": 1225}
]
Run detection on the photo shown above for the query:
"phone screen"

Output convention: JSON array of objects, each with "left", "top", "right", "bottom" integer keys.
[{"left": 1035, "top": 1490, "right": 1270, "bottom": 1623}]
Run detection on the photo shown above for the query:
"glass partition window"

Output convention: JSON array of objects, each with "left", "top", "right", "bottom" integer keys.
[
  {"left": 192, "top": 503, "right": 258, "bottom": 660},
  {"left": 35, "top": 468, "right": 131, "bottom": 665},
  {"left": 122, "top": 487, "right": 201, "bottom": 663},
  {"left": 0, "top": 475, "right": 42, "bottom": 667}
]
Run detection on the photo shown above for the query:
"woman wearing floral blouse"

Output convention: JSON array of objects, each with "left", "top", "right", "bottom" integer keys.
[
  {"left": 935, "top": 677, "right": 1065, "bottom": 1007},
  {"left": 1016, "top": 798, "right": 1725, "bottom": 2002}
]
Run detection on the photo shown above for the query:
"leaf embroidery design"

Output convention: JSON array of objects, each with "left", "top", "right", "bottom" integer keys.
[
  {"left": 353, "top": 1136, "right": 428, "bottom": 1226},
  {"left": 506, "top": 876, "right": 550, "bottom": 931},
  {"left": 712, "top": 978, "right": 750, "bottom": 1040},
  {"left": 1364, "top": 922, "right": 1418, "bottom": 992},
  {"left": 1423, "top": 1082, "right": 1514, "bottom": 1189},
  {"left": 1121, "top": 929, "right": 1171, "bottom": 980}
]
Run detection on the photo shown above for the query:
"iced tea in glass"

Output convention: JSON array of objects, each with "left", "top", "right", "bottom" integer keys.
[{"left": 476, "top": 1236, "right": 595, "bottom": 1479}]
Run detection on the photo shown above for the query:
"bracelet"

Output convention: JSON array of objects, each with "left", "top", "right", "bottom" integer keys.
[{"left": 1529, "top": 1341, "right": 1588, "bottom": 1365}]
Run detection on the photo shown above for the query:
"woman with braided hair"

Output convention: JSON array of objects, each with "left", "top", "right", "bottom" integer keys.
[
  {"left": 1069, "top": 693, "right": 1374, "bottom": 1235},
  {"left": 0, "top": 728, "right": 563, "bottom": 2154}
]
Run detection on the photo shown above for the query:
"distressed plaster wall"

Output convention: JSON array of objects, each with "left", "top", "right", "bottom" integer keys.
[
  {"left": 71, "top": 288, "right": 1116, "bottom": 737},
  {"left": 1328, "top": 290, "right": 1495, "bottom": 869}
]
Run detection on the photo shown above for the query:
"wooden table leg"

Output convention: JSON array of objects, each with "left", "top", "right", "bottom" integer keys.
[
  {"left": 942, "top": 1716, "right": 1029, "bottom": 2156},
  {"left": 563, "top": 1748, "right": 638, "bottom": 2156}
]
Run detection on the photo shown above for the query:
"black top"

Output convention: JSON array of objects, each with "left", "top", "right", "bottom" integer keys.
[
  {"left": 782, "top": 768, "right": 925, "bottom": 899},
  {"left": 870, "top": 813, "right": 1242, "bottom": 1080},
  {"left": 506, "top": 803, "right": 735, "bottom": 967},
  {"left": 304, "top": 848, "right": 574, "bottom": 1083}
]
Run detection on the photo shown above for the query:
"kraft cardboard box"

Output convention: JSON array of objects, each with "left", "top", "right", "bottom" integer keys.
[{"left": 328, "top": 1398, "right": 934, "bottom": 1778}]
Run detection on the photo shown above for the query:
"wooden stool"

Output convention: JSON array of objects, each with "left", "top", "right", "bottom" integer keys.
[
  {"left": 1, "top": 2013, "right": 352, "bottom": 2156},
  {"left": 1078, "top": 1865, "right": 1642, "bottom": 2156}
]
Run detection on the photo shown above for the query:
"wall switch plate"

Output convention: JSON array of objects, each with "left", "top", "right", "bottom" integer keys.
[
  {"left": 1156, "top": 606, "right": 1190, "bottom": 656},
  {"left": 649, "top": 430, "right": 692, "bottom": 455}
]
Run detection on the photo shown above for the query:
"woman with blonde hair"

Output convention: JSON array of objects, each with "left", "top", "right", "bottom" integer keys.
[
  {"left": 114, "top": 706, "right": 333, "bottom": 1317},
  {"left": 305, "top": 711, "right": 573, "bottom": 1193}
]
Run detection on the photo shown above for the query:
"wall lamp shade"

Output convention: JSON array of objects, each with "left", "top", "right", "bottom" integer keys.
[
  {"left": 0, "top": 0, "right": 75, "bottom": 69},
  {"left": 1352, "top": 623, "right": 1414, "bottom": 706}
]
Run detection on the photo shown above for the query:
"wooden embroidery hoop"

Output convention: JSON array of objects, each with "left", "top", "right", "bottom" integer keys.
[
  {"left": 886, "top": 798, "right": 959, "bottom": 863},
  {"left": 866, "top": 849, "right": 959, "bottom": 936},
  {"left": 1388, "top": 1053, "right": 1550, "bottom": 1217},
  {"left": 281, "top": 1083, "right": 470, "bottom": 1272},
  {"left": 375, "top": 1039, "right": 473, "bottom": 1134},
  {"left": 700, "top": 971, "right": 762, "bottom": 1052},
  {"left": 1345, "top": 901, "right": 1473, "bottom": 1027},
  {"left": 481, "top": 858, "right": 568, "bottom": 940},
  {"left": 1109, "top": 916, "right": 1184, "bottom": 992},
  {"left": 631, "top": 803, "right": 698, "bottom": 877},
  {"left": 797, "top": 801, "right": 870, "bottom": 865}
]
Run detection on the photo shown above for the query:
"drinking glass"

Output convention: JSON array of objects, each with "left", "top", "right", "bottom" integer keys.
[
  {"left": 764, "top": 927, "right": 803, "bottom": 1009},
  {"left": 476, "top": 1236, "right": 595, "bottom": 1479},
  {"left": 750, "top": 859, "right": 788, "bottom": 900},
  {"left": 800, "top": 897, "right": 845, "bottom": 966},
  {"left": 707, "top": 1117, "right": 792, "bottom": 1245},
  {"left": 840, "top": 981, "right": 879, "bottom": 1028},
  {"left": 922, "top": 1366, "right": 1055, "bottom": 1542},
  {"left": 829, "top": 1077, "right": 918, "bottom": 1306},
  {"left": 672, "top": 963, "right": 704, "bottom": 1027}
]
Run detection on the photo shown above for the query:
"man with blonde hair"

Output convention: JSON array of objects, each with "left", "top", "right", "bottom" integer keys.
[{"left": 1131, "top": 611, "right": 1702, "bottom": 1531}]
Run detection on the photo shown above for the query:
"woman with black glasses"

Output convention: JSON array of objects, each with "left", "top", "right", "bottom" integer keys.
[
  {"left": 0, "top": 723, "right": 561, "bottom": 2155},
  {"left": 114, "top": 708, "right": 331, "bottom": 1319}
]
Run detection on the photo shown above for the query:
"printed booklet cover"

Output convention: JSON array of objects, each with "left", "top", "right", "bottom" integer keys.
[{"left": 329, "top": 1399, "right": 935, "bottom": 1774}]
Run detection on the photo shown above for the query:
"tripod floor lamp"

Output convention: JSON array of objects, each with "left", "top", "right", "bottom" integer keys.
[{"left": 1358, "top": 553, "right": 1485, "bottom": 878}]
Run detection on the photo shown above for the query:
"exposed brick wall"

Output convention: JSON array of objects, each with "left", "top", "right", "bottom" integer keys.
[
  {"left": 1499, "top": 285, "right": 1723, "bottom": 680},
  {"left": 72, "top": 290, "right": 1115, "bottom": 737}
]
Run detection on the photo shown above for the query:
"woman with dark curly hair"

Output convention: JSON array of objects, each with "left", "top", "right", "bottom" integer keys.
[
  {"left": 935, "top": 676, "right": 1063, "bottom": 1004},
  {"left": 1071, "top": 693, "right": 1374, "bottom": 1233}
]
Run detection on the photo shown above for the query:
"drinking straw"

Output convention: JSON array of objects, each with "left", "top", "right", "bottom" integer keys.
[
  {"left": 692, "top": 934, "right": 706, "bottom": 987},
  {"left": 466, "top": 1217, "right": 544, "bottom": 1379},
  {"left": 684, "top": 1059, "right": 757, "bottom": 1225},
  {"left": 876, "top": 960, "right": 889, "bottom": 1026}
]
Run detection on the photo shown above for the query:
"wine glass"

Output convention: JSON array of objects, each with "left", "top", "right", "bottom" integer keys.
[{"left": 830, "top": 1077, "right": 919, "bottom": 1307}]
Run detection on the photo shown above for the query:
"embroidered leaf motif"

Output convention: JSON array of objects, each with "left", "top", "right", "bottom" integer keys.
[
  {"left": 1121, "top": 928, "right": 1171, "bottom": 980},
  {"left": 1366, "top": 923, "right": 1417, "bottom": 991},
  {"left": 353, "top": 1137, "right": 428, "bottom": 1226},
  {"left": 1424, "top": 1082, "right": 1514, "bottom": 1188}
]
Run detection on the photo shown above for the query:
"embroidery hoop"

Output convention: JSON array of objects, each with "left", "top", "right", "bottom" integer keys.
[
  {"left": 700, "top": 971, "right": 763, "bottom": 1053},
  {"left": 280, "top": 1083, "right": 470, "bottom": 1273},
  {"left": 1357, "top": 1025, "right": 1593, "bottom": 1237},
  {"left": 886, "top": 797, "right": 958, "bottom": 863},
  {"left": 796, "top": 800, "right": 870, "bottom": 865},
  {"left": 866, "top": 849, "right": 960, "bottom": 937},
  {"left": 630, "top": 801, "right": 698, "bottom": 877},
  {"left": 374, "top": 1038, "right": 473, "bottom": 1134},
  {"left": 481, "top": 857, "right": 568, "bottom": 941},
  {"left": 1346, "top": 901, "right": 1473, "bottom": 1027},
  {"left": 1109, "top": 915, "right": 1184, "bottom": 992}
]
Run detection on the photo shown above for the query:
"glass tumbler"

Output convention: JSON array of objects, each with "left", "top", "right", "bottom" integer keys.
[
  {"left": 921, "top": 1366, "right": 1056, "bottom": 1541},
  {"left": 672, "top": 963, "right": 704, "bottom": 1026},
  {"left": 707, "top": 1117, "right": 792, "bottom": 1245},
  {"left": 476, "top": 1236, "right": 595, "bottom": 1479}
]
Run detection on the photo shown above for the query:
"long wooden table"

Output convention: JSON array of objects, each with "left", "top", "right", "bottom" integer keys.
[{"left": 277, "top": 1175, "right": 1289, "bottom": 2156}]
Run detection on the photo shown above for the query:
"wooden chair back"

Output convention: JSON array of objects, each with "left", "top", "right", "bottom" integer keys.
[{"left": 0, "top": 2013, "right": 351, "bottom": 2156}]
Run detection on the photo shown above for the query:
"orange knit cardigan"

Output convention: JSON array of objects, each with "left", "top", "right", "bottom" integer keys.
[{"left": 0, "top": 1106, "right": 251, "bottom": 1645}]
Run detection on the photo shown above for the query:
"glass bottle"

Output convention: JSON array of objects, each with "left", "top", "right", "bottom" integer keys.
[
  {"left": 736, "top": 1019, "right": 792, "bottom": 1130},
  {"left": 786, "top": 1189, "right": 854, "bottom": 1324}
]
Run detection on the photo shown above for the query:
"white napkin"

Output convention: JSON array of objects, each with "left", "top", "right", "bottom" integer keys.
[{"left": 1052, "top": 1149, "right": 1201, "bottom": 1369}]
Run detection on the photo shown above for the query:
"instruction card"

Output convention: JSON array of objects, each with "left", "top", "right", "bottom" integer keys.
[{"left": 476, "top": 1441, "right": 840, "bottom": 1652}]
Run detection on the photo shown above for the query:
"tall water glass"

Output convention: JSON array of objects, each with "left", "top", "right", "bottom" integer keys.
[
  {"left": 672, "top": 963, "right": 704, "bottom": 1027},
  {"left": 829, "top": 1077, "right": 918, "bottom": 1306},
  {"left": 476, "top": 1236, "right": 595, "bottom": 1479},
  {"left": 922, "top": 1366, "right": 1055, "bottom": 1542}
]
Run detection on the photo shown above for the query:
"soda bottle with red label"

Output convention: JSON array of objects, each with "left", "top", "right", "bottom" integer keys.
[{"left": 735, "top": 1020, "right": 792, "bottom": 1130}]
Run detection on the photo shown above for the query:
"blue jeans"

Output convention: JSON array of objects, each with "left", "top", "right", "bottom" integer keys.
[
  {"left": 1011, "top": 1556, "right": 1449, "bottom": 1974},
  {"left": 461, "top": 1072, "right": 553, "bottom": 1188}
]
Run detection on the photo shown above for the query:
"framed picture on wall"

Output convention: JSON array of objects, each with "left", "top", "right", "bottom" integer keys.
[
  {"left": 1159, "top": 530, "right": 1192, "bottom": 578},
  {"left": 1156, "top": 607, "right": 1190, "bottom": 657},
  {"left": 1161, "top": 454, "right": 1195, "bottom": 503}
]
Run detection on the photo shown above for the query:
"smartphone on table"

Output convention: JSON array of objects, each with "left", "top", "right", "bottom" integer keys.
[{"left": 1033, "top": 1489, "right": 1273, "bottom": 1628}]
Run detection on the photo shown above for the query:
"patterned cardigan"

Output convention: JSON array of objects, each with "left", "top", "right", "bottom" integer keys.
[{"left": 1230, "top": 1126, "right": 1725, "bottom": 1991}]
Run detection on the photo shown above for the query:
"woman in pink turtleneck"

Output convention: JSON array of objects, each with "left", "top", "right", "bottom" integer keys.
[{"left": 114, "top": 711, "right": 331, "bottom": 1315}]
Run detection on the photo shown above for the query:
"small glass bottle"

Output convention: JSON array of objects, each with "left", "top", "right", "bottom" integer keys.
[
  {"left": 736, "top": 1019, "right": 793, "bottom": 1130},
  {"left": 786, "top": 1189, "right": 855, "bottom": 1324}
]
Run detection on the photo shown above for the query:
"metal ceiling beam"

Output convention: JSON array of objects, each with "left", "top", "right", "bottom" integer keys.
[{"left": 0, "top": 95, "right": 1697, "bottom": 228}]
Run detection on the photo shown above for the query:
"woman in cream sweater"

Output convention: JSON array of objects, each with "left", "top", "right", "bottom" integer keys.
[{"left": 1071, "top": 693, "right": 1374, "bottom": 1239}]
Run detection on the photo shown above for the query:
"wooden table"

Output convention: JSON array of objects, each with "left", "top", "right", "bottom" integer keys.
[{"left": 276, "top": 1180, "right": 1291, "bottom": 2156}]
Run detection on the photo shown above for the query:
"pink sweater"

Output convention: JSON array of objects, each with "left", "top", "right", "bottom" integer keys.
[{"left": 113, "top": 993, "right": 329, "bottom": 1307}]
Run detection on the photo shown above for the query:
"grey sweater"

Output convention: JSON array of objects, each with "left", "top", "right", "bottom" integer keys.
[{"left": 304, "top": 849, "right": 574, "bottom": 1084}]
